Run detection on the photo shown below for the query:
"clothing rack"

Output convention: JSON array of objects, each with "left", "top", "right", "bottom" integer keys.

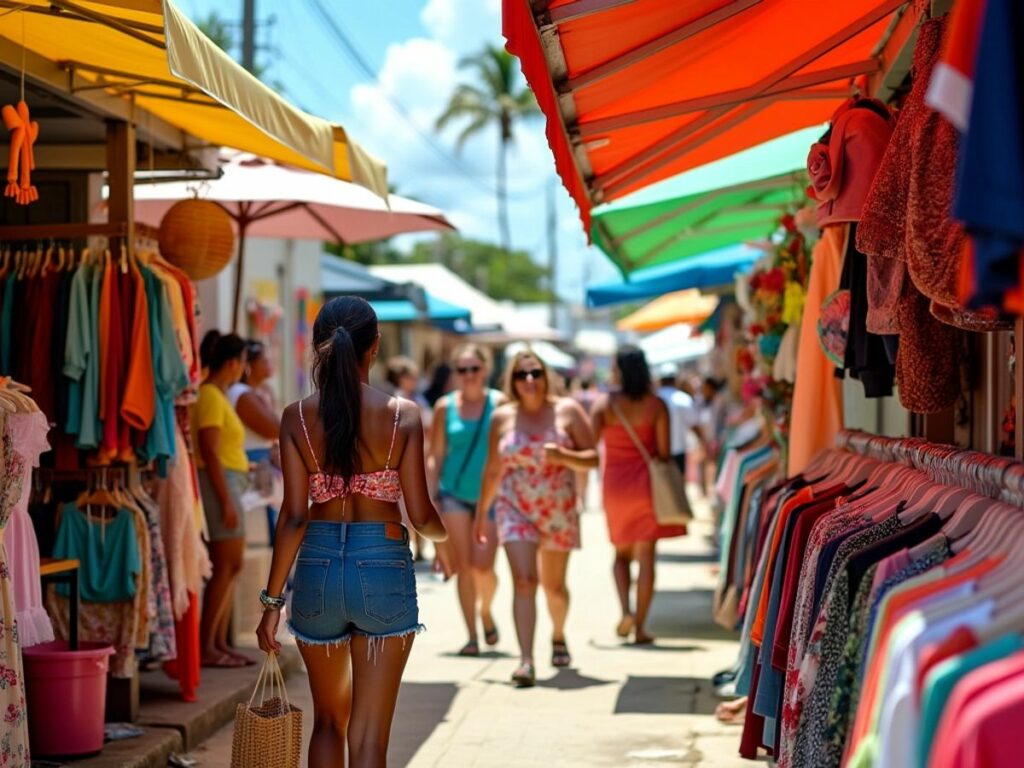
[{"left": 836, "top": 430, "right": 1024, "bottom": 508}]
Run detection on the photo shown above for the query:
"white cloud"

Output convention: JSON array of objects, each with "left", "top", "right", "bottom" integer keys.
[
  {"left": 345, "top": 7, "right": 612, "bottom": 303},
  {"left": 420, "top": 0, "right": 502, "bottom": 55}
]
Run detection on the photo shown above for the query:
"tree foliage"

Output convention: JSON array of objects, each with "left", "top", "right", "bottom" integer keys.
[
  {"left": 436, "top": 45, "right": 540, "bottom": 251},
  {"left": 407, "top": 234, "right": 553, "bottom": 303}
]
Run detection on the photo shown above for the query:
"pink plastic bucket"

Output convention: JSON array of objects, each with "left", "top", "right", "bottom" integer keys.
[{"left": 23, "top": 640, "right": 114, "bottom": 757}]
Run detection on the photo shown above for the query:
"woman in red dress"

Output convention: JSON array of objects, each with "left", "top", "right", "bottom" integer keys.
[{"left": 592, "top": 346, "right": 686, "bottom": 645}]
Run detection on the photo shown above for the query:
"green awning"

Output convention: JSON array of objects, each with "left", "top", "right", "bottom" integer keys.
[{"left": 591, "top": 127, "right": 821, "bottom": 276}]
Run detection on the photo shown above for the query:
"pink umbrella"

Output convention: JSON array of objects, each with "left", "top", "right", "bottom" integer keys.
[{"left": 132, "top": 155, "right": 455, "bottom": 329}]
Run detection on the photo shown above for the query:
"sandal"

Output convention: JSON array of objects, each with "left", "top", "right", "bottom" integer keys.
[
  {"left": 511, "top": 662, "right": 536, "bottom": 688},
  {"left": 458, "top": 640, "right": 480, "bottom": 657},
  {"left": 552, "top": 640, "right": 571, "bottom": 668},
  {"left": 483, "top": 623, "right": 499, "bottom": 647},
  {"left": 616, "top": 614, "right": 635, "bottom": 638}
]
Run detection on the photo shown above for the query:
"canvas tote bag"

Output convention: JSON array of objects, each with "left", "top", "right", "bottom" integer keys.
[
  {"left": 231, "top": 652, "right": 303, "bottom": 768},
  {"left": 610, "top": 399, "right": 693, "bottom": 526}
]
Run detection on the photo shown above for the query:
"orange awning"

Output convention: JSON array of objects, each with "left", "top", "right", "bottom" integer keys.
[
  {"left": 504, "top": 0, "right": 905, "bottom": 231},
  {"left": 616, "top": 289, "right": 719, "bottom": 332}
]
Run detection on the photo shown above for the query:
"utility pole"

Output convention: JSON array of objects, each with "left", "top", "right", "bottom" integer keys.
[
  {"left": 547, "top": 178, "right": 558, "bottom": 329},
  {"left": 241, "top": 0, "right": 256, "bottom": 73}
]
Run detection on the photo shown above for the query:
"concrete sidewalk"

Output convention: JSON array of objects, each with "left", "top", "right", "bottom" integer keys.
[{"left": 191, "top": 496, "right": 749, "bottom": 767}]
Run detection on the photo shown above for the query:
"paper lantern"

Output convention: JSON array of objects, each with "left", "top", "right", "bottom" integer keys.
[{"left": 159, "top": 199, "right": 235, "bottom": 280}]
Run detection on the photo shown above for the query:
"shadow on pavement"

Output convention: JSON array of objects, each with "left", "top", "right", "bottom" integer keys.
[
  {"left": 388, "top": 682, "right": 459, "bottom": 767},
  {"left": 648, "top": 589, "right": 736, "bottom": 642},
  {"left": 614, "top": 675, "right": 721, "bottom": 716},
  {"left": 438, "top": 650, "right": 515, "bottom": 659},
  {"left": 586, "top": 638, "right": 706, "bottom": 653},
  {"left": 656, "top": 551, "right": 718, "bottom": 565},
  {"left": 535, "top": 668, "right": 616, "bottom": 690}
]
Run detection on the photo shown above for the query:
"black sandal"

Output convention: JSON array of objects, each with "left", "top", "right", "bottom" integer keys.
[
  {"left": 552, "top": 640, "right": 571, "bottom": 668},
  {"left": 458, "top": 640, "right": 480, "bottom": 657}
]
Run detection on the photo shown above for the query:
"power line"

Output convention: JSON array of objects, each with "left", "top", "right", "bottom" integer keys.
[{"left": 302, "top": 0, "right": 545, "bottom": 202}]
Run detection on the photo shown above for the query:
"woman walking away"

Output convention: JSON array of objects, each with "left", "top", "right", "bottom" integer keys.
[
  {"left": 475, "top": 349, "right": 597, "bottom": 687},
  {"left": 592, "top": 345, "right": 686, "bottom": 646},
  {"left": 228, "top": 340, "right": 282, "bottom": 542},
  {"left": 428, "top": 344, "right": 504, "bottom": 657},
  {"left": 255, "top": 297, "right": 451, "bottom": 768},
  {"left": 194, "top": 332, "right": 252, "bottom": 667}
]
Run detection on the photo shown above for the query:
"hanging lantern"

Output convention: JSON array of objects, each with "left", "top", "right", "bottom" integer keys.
[{"left": 158, "top": 199, "right": 235, "bottom": 280}]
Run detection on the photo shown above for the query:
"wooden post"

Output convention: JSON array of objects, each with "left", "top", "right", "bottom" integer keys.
[{"left": 105, "top": 120, "right": 135, "bottom": 252}]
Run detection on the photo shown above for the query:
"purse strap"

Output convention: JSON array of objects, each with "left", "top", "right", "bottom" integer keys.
[
  {"left": 452, "top": 392, "right": 493, "bottom": 492},
  {"left": 609, "top": 396, "right": 654, "bottom": 464},
  {"left": 249, "top": 652, "right": 291, "bottom": 711}
]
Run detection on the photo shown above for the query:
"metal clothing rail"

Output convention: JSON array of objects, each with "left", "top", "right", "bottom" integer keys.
[{"left": 835, "top": 430, "right": 1024, "bottom": 508}]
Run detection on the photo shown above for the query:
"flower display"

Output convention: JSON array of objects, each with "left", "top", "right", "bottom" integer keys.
[{"left": 737, "top": 208, "right": 816, "bottom": 460}]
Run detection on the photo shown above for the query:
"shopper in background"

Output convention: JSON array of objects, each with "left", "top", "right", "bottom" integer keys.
[
  {"left": 654, "top": 362, "right": 704, "bottom": 478},
  {"left": 424, "top": 361, "right": 453, "bottom": 407},
  {"left": 475, "top": 348, "right": 597, "bottom": 686},
  {"left": 228, "top": 340, "right": 283, "bottom": 543},
  {"left": 592, "top": 346, "right": 686, "bottom": 646},
  {"left": 428, "top": 344, "right": 504, "bottom": 657},
  {"left": 256, "top": 296, "right": 450, "bottom": 768},
  {"left": 194, "top": 332, "right": 252, "bottom": 667},
  {"left": 387, "top": 355, "right": 433, "bottom": 561}
]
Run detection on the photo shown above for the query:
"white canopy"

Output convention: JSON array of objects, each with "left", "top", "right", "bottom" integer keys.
[{"left": 639, "top": 324, "right": 714, "bottom": 367}]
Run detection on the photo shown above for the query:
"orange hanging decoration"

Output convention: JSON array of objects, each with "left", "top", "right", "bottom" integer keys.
[{"left": 2, "top": 100, "right": 39, "bottom": 206}]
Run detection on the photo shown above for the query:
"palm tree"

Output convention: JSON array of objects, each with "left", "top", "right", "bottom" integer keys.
[{"left": 436, "top": 44, "right": 540, "bottom": 251}]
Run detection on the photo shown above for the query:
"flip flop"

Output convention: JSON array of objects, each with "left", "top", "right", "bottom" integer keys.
[
  {"left": 511, "top": 662, "right": 536, "bottom": 688},
  {"left": 616, "top": 614, "right": 635, "bottom": 638},
  {"left": 457, "top": 640, "right": 480, "bottom": 657},
  {"left": 201, "top": 652, "right": 247, "bottom": 669},
  {"left": 715, "top": 697, "right": 748, "bottom": 724},
  {"left": 552, "top": 640, "right": 571, "bottom": 668}
]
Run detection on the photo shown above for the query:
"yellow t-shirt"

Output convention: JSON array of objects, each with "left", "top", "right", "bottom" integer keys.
[{"left": 193, "top": 384, "right": 249, "bottom": 473}]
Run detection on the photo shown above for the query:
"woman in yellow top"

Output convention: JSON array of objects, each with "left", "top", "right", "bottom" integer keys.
[{"left": 194, "top": 331, "right": 251, "bottom": 668}]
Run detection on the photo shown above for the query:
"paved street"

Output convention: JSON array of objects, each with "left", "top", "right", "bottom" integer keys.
[{"left": 193, "top": 490, "right": 748, "bottom": 767}]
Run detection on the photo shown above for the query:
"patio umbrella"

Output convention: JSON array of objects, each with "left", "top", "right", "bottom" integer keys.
[
  {"left": 504, "top": 0, "right": 903, "bottom": 231},
  {"left": 616, "top": 290, "right": 719, "bottom": 332},
  {"left": 591, "top": 127, "right": 819, "bottom": 275},
  {"left": 132, "top": 155, "right": 455, "bottom": 330},
  {"left": 586, "top": 244, "right": 761, "bottom": 308}
]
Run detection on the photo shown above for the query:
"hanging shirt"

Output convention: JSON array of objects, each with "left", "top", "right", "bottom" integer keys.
[{"left": 53, "top": 503, "right": 141, "bottom": 603}]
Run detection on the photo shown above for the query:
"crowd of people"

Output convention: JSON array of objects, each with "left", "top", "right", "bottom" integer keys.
[{"left": 191, "top": 298, "right": 733, "bottom": 767}]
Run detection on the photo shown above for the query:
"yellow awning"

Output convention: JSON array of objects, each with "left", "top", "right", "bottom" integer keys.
[
  {"left": 0, "top": 0, "right": 387, "bottom": 197},
  {"left": 617, "top": 290, "right": 719, "bottom": 333}
]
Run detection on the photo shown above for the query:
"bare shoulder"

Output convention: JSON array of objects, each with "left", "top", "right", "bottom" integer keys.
[
  {"left": 491, "top": 402, "right": 517, "bottom": 424},
  {"left": 393, "top": 395, "right": 424, "bottom": 432},
  {"left": 556, "top": 396, "right": 586, "bottom": 420},
  {"left": 280, "top": 400, "right": 303, "bottom": 431}
]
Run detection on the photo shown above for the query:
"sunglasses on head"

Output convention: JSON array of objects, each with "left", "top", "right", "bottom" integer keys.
[
  {"left": 512, "top": 368, "right": 545, "bottom": 382},
  {"left": 456, "top": 365, "right": 481, "bottom": 375}
]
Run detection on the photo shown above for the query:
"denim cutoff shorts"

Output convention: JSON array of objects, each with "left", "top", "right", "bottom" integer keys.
[{"left": 287, "top": 521, "right": 423, "bottom": 647}]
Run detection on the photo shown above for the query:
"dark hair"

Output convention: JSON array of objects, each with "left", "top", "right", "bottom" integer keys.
[
  {"left": 200, "top": 329, "right": 221, "bottom": 370},
  {"left": 311, "top": 296, "right": 379, "bottom": 486},
  {"left": 616, "top": 345, "right": 651, "bottom": 401},
  {"left": 424, "top": 362, "right": 451, "bottom": 406},
  {"left": 245, "top": 339, "right": 265, "bottom": 362},
  {"left": 206, "top": 332, "right": 246, "bottom": 374},
  {"left": 385, "top": 356, "right": 419, "bottom": 389}
]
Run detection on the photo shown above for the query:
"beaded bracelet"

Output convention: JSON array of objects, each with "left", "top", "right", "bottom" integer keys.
[{"left": 259, "top": 588, "right": 286, "bottom": 610}]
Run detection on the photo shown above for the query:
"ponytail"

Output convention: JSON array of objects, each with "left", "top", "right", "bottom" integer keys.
[{"left": 311, "top": 296, "right": 379, "bottom": 491}]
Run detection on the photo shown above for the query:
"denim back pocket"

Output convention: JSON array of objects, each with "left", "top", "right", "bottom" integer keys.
[
  {"left": 357, "top": 559, "right": 409, "bottom": 625},
  {"left": 293, "top": 558, "right": 330, "bottom": 620}
]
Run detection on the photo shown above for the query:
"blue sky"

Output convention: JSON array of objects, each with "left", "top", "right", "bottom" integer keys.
[{"left": 174, "top": 0, "right": 620, "bottom": 301}]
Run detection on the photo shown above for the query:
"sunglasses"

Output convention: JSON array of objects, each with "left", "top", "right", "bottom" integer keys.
[
  {"left": 512, "top": 368, "right": 545, "bottom": 382},
  {"left": 456, "top": 365, "right": 482, "bottom": 375}
]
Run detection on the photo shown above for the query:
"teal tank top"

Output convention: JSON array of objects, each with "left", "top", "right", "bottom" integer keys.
[{"left": 439, "top": 389, "right": 499, "bottom": 503}]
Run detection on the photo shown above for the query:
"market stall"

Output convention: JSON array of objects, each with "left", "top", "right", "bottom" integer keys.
[
  {"left": 507, "top": 0, "right": 1024, "bottom": 764},
  {"left": 0, "top": 1, "right": 390, "bottom": 762}
]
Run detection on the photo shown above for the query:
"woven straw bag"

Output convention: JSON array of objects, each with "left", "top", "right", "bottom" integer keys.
[{"left": 231, "top": 653, "right": 303, "bottom": 768}]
